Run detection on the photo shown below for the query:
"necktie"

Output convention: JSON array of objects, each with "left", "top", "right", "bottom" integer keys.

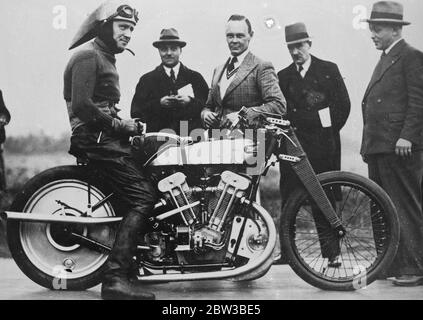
[
  {"left": 369, "top": 52, "right": 387, "bottom": 86},
  {"left": 170, "top": 68, "right": 176, "bottom": 83},
  {"left": 170, "top": 68, "right": 177, "bottom": 95},
  {"left": 227, "top": 56, "right": 238, "bottom": 79},
  {"left": 298, "top": 64, "right": 304, "bottom": 77}
]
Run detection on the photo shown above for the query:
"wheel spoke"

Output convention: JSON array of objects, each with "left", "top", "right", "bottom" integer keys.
[
  {"left": 283, "top": 177, "right": 397, "bottom": 287},
  {"left": 344, "top": 236, "right": 374, "bottom": 265}
]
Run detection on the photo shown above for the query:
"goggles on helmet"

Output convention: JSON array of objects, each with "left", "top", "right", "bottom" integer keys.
[{"left": 107, "top": 5, "right": 139, "bottom": 24}]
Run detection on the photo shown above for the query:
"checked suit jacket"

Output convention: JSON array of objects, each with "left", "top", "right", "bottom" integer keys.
[{"left": 202, "top": 52, "right": 286, "bottom": 124}]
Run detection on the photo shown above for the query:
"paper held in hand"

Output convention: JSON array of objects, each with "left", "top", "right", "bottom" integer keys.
[
  {"left": 178, "top": 84, "right": 194, "bottom": 97},
  {"left": 318, "top": 107, "right": 332, "bottom": 128}
]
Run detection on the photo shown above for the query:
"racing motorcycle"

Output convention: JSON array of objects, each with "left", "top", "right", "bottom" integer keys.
[{"left": 3, "top": 108, "right": 400, "bottom": 291}]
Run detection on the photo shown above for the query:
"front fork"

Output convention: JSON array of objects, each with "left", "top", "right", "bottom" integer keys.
[{"left": 284, "top": 130, "right": 346, "bottom": 238}]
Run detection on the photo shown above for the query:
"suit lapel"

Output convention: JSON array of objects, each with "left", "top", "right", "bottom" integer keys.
[
  {"left": 364, "top": 40, "right": 406, "bottom": 99},
  {"left": 304, "top": 56, "right": 318, "bottom": 79},
  {"left": 212, "top": 62, "right": 227, "bottom": 106},
  {"left": 224, "top": 52, "right": 257, "bottom": 100},
  {"left": 157, "top": 65, "right": 171, "bottom": 85}
]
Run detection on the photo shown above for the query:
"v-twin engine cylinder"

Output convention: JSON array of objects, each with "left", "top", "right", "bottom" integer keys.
[
  {"left": 207, "top": 171, "right": 250, "bottom": 232},
  {"left": 158, "top": 172, "right": 199, "bottom": 225},
  {"left": 157, "top": 171, "right": 251, "bottom": 249}
]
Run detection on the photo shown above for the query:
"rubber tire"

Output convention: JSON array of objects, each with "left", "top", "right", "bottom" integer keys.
[
  {"left": 279, "top": 171, "right": 400, "bottom": 291},
  {"left": 7, "top": 166, "right": 117, "bottom": 291}
]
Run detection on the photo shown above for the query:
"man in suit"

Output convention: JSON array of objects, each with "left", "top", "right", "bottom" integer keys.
[
  {"left": 361, "top": 1, "right": 423, "bottom": 286},
  {"left": 201, "top": 15, "right": 286, "bottom": 131},
  {"left": 0, "top": 90, "right": 11, "bottom": 192},
  {"left": 131, "top": 28, "right": 209, "bottom": 138},
  {"left": 275, "top": 23, "right": 351, "bottom": 266}
]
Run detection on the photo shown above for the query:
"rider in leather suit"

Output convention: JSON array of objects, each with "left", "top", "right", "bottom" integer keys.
[{"left": 64, "top": 2, "right": 157, "bottom": 300}]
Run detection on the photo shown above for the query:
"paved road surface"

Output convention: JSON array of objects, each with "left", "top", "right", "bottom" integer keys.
[{"left": 0, "top": 258, "right": 422, "bottom": 300}]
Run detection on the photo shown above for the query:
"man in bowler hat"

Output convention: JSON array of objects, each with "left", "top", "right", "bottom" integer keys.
[
  {"left": 275, "top": 22, "right": 351, "bottom": 266},
  {"left": 132, "top": 28, "right": 209, "bottom": 137},
  {"left": 361, "top": 1, "right": 423, "bottom": 286}
]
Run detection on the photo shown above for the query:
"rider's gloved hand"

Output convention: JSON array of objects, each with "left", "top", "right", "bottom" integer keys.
[{"left": 112, "top": 119, "right": 142, "bottom": 136}]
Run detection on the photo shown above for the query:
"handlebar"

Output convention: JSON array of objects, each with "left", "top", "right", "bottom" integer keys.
[
  {"left": 225, "top": 107, "right": 297, "bottom": 149},
  {"left": 229, "top": 106, "right": 291, "bottom": 131}
]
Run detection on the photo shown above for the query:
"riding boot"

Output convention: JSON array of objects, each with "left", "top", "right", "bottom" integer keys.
[{"left": 101, "top": 210, "right": 155, "bottom": 300}]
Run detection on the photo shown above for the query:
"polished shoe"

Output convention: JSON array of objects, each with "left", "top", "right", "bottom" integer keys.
[
  {"left": 101, "top": 276, "right": 155, "bottom": 300},
  {"left": 392, "top": 275, "right": 423, "bottom": 287}
]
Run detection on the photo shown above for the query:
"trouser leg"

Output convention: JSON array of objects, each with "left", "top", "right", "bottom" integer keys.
[
  {"left": 311, "top": 194, "right": 340, "bottom": 260},
  {"left": 368, "top": 152, "right": 423, "bottom": 277},
  {"left": 93, "top": 157, "right": 157, "bottom": 300},
  {"left": 367, "top": 159, "right": 388, "bottom": 256}
]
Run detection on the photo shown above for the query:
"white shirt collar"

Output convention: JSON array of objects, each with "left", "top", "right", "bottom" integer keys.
[
  {"left": 297, "top": 55, "right": 312, "bottom": 73},
  {"left": 163, "top": 62, "right": 181, "bottom": 78},
  {"left": 385, "top": 38, "right": 403, "bottom": 55},
  {"left": 228, "top": 50, "right": 250, "bottom": 69}
]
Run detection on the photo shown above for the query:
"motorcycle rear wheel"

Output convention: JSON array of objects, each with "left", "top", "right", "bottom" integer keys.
[
  {"left": 7, "top": 166, "right": 117, "bottom": 291},
  {"left": 279, "top": 171, "right": 399, "bottom": 291}
]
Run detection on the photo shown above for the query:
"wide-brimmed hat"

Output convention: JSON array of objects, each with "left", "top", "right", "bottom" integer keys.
[
  {"left": 153, "top": 28, "right": 187, "bottom": 48},
  {"left": 361, "top": 1, "right": 410, "bottom": 25},
  {"left": 285, "top": 22, "right": 312, "bottom": 45},
  {"left": 69, "top": 1, "right": 139, "bottom": 50}
]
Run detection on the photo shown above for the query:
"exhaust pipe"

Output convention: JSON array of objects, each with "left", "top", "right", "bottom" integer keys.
[{"left": 2, "top": 211, "right": 123, "bottom": 225}]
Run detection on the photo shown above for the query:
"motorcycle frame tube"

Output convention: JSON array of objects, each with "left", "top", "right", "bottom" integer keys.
[{"left": 138, "top": 201, "right": 276, "bottom": 283}]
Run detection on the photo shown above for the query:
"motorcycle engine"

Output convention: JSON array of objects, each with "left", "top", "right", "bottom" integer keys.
[{"left": 156, "top": 171, "right": 250, "bottom": 262}]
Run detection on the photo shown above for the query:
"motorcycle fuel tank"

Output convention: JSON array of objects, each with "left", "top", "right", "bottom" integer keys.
[{"left": 149, "top": 138, "right": 259, "bottom": 167}]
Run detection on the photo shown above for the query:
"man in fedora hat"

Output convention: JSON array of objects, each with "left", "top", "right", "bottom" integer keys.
[
  {"left": 131, "top": 28, "right": 209, "bottom": 137},
  {"left": 201, "top": 14, "right": 285, "bottom": 131},
  {"left": 275, "top": 22, "right": 351, "bottom": 266},
  {"left": 361, "top": 1, "right": 423, "bottom": 286},
  {"left": 64, "top": 1, "right": 157, "bottom": 300}
]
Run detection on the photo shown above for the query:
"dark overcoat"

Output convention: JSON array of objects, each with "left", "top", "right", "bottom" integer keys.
[
  {"left": 131, "top": 63, "right": 209, "bottom": 136},
  {"left": 278, "top": 55, "right": 351, "bottom": 173}
]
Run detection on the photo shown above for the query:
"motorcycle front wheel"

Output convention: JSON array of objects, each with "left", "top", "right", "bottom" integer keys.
[
  {"left": 7, "top": 166, "right": 117, "bottom": 291},
  {"left": 279, "top": 171, "right": 400, "bottom": 291}
]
